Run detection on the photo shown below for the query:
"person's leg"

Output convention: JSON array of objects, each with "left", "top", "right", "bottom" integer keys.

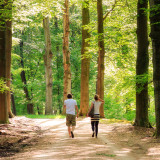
[
  {"left": 70, "top": 126, "right": 75, "bottom": 138},
  {"left": 91, "top": 120, "right": 94, "bottom": 132},
  {"left": 72, "top": 126, "right": 75, "bottom": 132},
  {"left": 66, "top": 114, "right": 72, "bottom": 137},
  {"left": 95, "top": 121, "right": 99, "bottom": 138},
  {"left": 68, "top": 126, "right": 71, "bottom": 137},
  {"left": 70, "top": 115, "right": 76, "bottom": 138},
  {"left": 91, "top": 119, "right": 95, "bottom": 137}
]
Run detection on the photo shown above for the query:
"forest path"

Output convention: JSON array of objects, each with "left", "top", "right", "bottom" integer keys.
[{"left": 1, "top": 117, "right": 157, "bottom": 160}]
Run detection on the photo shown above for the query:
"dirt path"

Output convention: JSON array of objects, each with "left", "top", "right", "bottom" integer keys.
[{"left": 1, "top": 117, "right": 160, "bottom": 160}]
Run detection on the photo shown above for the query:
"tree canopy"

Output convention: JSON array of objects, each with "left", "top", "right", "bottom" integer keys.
[{"left": 0, "top": 0, "right": 160, "bottom": 135}]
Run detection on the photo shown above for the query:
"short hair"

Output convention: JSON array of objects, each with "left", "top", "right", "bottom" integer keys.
[
  {"left": 67, "top": 94, "right": 72, "bottom": 99},
  {"left": 94, "top": 94, "right": 99, "bottom": 101}
]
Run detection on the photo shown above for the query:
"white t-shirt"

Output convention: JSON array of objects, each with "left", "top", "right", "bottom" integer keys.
[
  {"left": 64, "top": 99, "right": 77, "bottom": 115},
  {"left": 94, "top": 101, "right": 102, "bottom": 114}
]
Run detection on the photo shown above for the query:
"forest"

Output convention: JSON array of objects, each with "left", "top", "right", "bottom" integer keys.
[{"left": 1, "top": 0, "right": 160, "bottom": 137}]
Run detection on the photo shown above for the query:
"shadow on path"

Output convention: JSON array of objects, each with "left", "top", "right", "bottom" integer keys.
[{"left": 1, "top": 118, "right": 158, "bottom": 160}]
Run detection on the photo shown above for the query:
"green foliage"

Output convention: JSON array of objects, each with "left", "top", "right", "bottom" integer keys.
[
  {"left": 0, "top": 78, "right": 10, "bottom": 93},
  {"left": 136, "top": 73, "right": 149, "bottom": 93},
  {"left": 10, "top": 0, "right": 156, "bottom": 126},
  {"left": 104, "top": 95, "right": 136, "bottom": 121},
  {"left": 24, "top": 114, "right": 65, "bottom": 119}
]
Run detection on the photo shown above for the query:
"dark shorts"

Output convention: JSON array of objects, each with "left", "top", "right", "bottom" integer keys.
[{"left": 66, "top": 114, "right": 76, "bottom": 126}]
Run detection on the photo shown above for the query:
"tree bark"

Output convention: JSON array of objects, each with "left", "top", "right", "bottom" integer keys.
[
  {"left": 20, "top": 39, "right": 34, "bottom": 114},
  {"left": 11, "top": 91, "right": 16, "bottom": 115},
  {"left": 43, "top": 17, "right": 53, "bottom": 115},
  {"left": 5, "top": 4, "right": 14, "bottom": 118},
  {"left": 79, "top": 0, "right": 90, "bottom": 116},
  {"left": 97, "top": 0, "right": 105, "bottom": 118},
  {"left": 134, "top": 0, "right": 150, "bottom": 127},
  {"left": 0, "top": 2, "right": 8, "bottom": 124},
  {"left": 62, "top": 0, "right": 71, "bottom": 114},
  {"left": 149, "top": 0, "right": 160, "bottom": 137},
  {"left": 55, "top": 17, "right": 62, "bottom": 114}
]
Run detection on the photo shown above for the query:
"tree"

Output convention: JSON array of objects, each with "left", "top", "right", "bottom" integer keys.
[
  {"left": 11, "top": 0, "right": 63, "bottom": 115},
  {"left": 97, "top": 0, "right": 105, "bottom": 117},
  {"left": 149, "top": 0, "right": 160, "bottom": 137},
  {"left": 43, "top": 16, "right": 53, "bottom": 115},
  {"left": 0, "top": 1, "right": 9, "bottom": 123},
  {"left": 20, "top": 37, "right": 34, "bottom": 114},
  {"left": 54, "top": 17, "right": 63, "bottom": 114},
  {"left": 134, "top": 0, "right": 150, "bottom": 127},
  {"left": 79, "top": 0, "right": 90, "bottom": 116},
  {"left": 63, "top": 0, "right": 71, "bottom": 113},
  {"left": 11, "top": 91, "right": 16, "bottom": 115},
  {"left": 6, "top": 0, "right": 14, "bottom": 118}
]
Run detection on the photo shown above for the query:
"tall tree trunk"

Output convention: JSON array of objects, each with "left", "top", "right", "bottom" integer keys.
[
  {"left": 55, "top": 17, "right": 62, "bottom": 114},
  {"left": 5, "top": 2, "right": 14, "bottom": 118},
  {"left": 20, "top": 39, "right": 34, "bottom": 114},
  {"left": 134, "top": 0, "right": 150, "bottom": 127},
  {"left": 37, "top": 106, "right": 43, "bottom": 115},
  {"left": 0, "top": 2, "right": 8, "bottom": 124},
  {"left": 11, "top": 91, "right": 16, "bottom": 115},
  {"left": 63, "top": 0, "right": 71, "bottom": 114},
  {"left": 149, "top": 0, "right": 160, "bottom": 137},
  {"left": 79, "top": 0, "right": 90, "bottom": 116},
  {"left": 11, "top": 75, "right": 16, "bottom": 115},
  {"left": 43, "top": 17, "right": 53, "bottom": 115},
  {"left": 97, "top": 0, "right": 105, "bottom": 118}
]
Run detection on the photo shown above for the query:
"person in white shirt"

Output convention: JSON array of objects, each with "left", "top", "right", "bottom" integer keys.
[
  {"left": 87, "top": 94, "right": 104, "bottom": 138},
  {"left": 64, "top": 94, "right": 78, "bottom": 138}
]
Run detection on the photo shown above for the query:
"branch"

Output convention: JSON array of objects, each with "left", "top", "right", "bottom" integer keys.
[{"left": 103, "top": 0, "right": 117, "bottom": 21}]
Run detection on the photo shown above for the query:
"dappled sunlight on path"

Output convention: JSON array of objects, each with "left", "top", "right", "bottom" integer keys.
[{"left": 1, "top": 118, "right": 160, "bottom": 160}]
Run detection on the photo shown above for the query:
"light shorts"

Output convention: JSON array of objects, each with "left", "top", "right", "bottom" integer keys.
[{"left": 66, "top": 114, "right": 76, "bottom": 126}]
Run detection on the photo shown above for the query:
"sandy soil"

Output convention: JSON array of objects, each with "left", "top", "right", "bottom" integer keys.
[{"left": 0, "top": 117, "right": 160, "bottom": 160}]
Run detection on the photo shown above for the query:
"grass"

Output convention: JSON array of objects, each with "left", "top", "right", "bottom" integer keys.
[
  {"left": 22, "top": 114, "right": 66, "bottom": 119},
  {"left": 100, "top": 118, "right": 132, "bottom": 124},
  {"left": 96, "top": 153, "right": 116, "bottom": 157}
]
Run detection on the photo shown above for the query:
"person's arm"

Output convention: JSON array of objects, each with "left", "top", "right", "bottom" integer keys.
[
  {"left": 64, "top": 100, "right": 66, "bottom": 109},
  {"left": 75, "top": 105, "right": 78, "bottom": 118},
  {"left": 99, "top": 98, "right": 104, "bottom": 104},
  {"left": 87, "top": 102, "right": 94, "bottom": 117}
]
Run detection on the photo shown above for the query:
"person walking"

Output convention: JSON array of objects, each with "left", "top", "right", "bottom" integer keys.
[
  {"left": 87, "top": 94, "right": 104, "bottom": 138},
  {"left": 64, "top": 94, "right": 78, "bottom": 138}
]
